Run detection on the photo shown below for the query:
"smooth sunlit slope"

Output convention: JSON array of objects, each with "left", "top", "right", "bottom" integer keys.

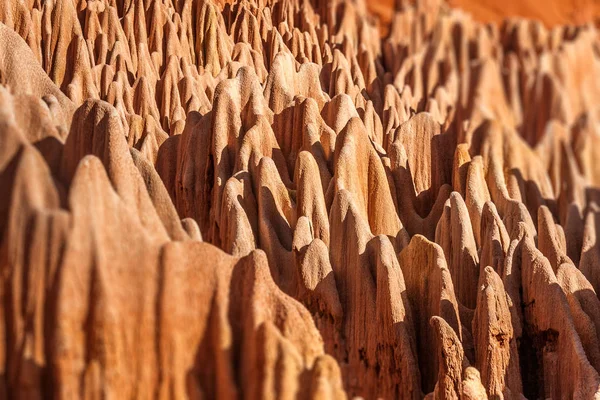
[{"left": 370, "top": 0, "right": 600, "bottom": 34}]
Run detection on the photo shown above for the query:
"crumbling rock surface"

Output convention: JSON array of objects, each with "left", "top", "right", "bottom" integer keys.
[{"left": 1, "top": 0, "right": 600, "bottom": 398}]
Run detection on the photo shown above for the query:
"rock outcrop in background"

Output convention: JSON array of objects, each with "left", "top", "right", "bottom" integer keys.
[{"left": 1, "top": 0, "right": 600, "bottom": 398}]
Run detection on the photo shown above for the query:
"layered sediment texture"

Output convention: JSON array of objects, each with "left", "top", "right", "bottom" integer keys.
[{"left": 1, "top": 0, "right": 600, "bottom": 398}]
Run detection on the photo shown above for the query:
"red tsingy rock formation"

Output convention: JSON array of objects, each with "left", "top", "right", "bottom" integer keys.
[{"left": 2, "top": 0, "right": 600, "bottom": 398}]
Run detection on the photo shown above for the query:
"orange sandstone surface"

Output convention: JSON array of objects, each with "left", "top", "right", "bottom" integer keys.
[
  {"left": 370, "top": 0, "right": 600, "bottom": 32},
  {"left": 1, "top": 0, "right": 600, "bottom": 398}
]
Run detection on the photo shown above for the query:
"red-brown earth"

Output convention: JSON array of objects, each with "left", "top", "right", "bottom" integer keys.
[{"left": 1, "top": 0, "right": 600, "bottom": 398}]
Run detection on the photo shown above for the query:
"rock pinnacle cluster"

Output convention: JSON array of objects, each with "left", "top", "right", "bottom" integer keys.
[{"left": 1, "top": 0, "right": 600, "bottom": 398}]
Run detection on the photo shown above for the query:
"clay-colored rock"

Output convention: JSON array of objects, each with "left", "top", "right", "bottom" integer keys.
[{"left": 2, "top": 0, "right": 600, "bottom": 397}]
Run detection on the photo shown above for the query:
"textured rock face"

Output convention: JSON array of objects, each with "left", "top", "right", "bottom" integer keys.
[{"left": 2, "top": 0, "right": 600, "bottom": 398}]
